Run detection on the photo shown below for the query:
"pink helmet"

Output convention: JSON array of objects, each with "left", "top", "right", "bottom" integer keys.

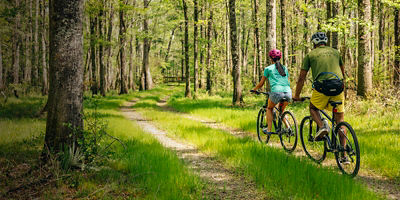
[{"left": 269, "top": 49, "right": 282, "bottom": 60}]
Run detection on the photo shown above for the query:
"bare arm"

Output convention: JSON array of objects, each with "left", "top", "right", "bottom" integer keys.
[
  {"left": 252, "top": 76, "right": 266, "bottom": 91},
  {"left": 293, "top": 69, "right": 308, "bottom": 100}
]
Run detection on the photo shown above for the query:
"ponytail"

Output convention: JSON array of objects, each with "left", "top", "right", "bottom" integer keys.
[{"left": 273, "top": 58, "right": 286, "bottom": 77}]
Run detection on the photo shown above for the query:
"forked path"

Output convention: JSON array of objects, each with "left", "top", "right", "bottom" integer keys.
[
  {"left": 121, "top": 100, "right": 269, "bottom": 200},
  {"left": 156, "top": 96, "right": 400, "bottom": 200}
]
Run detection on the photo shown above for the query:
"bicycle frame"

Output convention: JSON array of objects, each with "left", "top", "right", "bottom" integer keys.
[{"left": 318, "top": 107, "right": 352, "bottom": 153}]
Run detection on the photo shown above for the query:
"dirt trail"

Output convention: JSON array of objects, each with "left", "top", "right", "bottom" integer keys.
[
  {"left": 156, "top": 96, "right": 400, "bottom": 200},
  {"left": 121, "top": 100, "right": 269, "bottom": 200}
]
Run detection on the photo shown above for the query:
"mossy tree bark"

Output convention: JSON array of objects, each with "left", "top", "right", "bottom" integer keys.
[
  {"left": 228, "top": 0, "right": 242, "bottom": 106},
  {"left": 357, "top": 0, "right": 372, "bottom": 97},
  {"left": 44, "top": 0, "right": 84, "bottom": 155}
]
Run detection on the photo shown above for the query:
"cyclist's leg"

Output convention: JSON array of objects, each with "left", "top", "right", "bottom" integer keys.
[
  {"left": 266, "top": 98, "right": 277, "bottom": 132},
  {"left": 310, "top": 90, "right": 329, "bottom": 128},
  {"left": 310, "top": 103, "right": 324, "bottom": 128},
  {"left": 331, "top": 92, "right": 346, "bottom": 148}
]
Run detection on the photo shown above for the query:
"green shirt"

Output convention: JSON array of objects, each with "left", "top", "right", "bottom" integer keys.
[
  {"left": 264, "top": 64, "right": 291, "bottom": 93},
  {"left": 301, "top": 46, "right": 344, "bottom": 81}
]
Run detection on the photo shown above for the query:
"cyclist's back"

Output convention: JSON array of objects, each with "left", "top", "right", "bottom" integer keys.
[{"left": 302, "top": 45, "right": 343, "bottom": 81}]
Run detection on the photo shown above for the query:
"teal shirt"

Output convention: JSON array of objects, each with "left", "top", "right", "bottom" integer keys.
[{"left": 263, "top": 64, "right": 291, "bottom": 93}]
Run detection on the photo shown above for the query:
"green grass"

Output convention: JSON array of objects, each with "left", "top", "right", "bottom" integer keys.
[
  {"left": 168, "top": 88, "right": 400, "bottom": 179},
  {"left": 0, "top": 87, "right": 204, "bottom": 199},
  {"left": 134, "top": 92, "right": 380, "bottom": 200}
]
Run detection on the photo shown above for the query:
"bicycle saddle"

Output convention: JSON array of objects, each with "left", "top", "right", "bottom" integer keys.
[
  {"left": 329, "top": 101, "right": 342, "bottom": 107},
  {"left": 279, "top": 98, "right": 289, "bottom": 103}
]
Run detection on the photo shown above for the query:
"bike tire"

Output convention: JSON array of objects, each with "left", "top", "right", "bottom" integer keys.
[
  {"left": 300, "top": 116, "right": 327, "bottom": 163},
  {"left": 334, "top": 121, "right": 360, "bottom": 177},
  {"left": 257, "top": 108, "right": 271, "bottom": 144},
  {"left": 279, "top": 111, "right": 298, "bottom": 152}
]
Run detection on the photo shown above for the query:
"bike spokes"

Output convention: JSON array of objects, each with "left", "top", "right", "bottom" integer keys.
[
  {"left": 334, "top": 122, "right": 360, "bottom": 177},
  {"left": 279, "top": 111, "right": 298, "bottom": 152}
]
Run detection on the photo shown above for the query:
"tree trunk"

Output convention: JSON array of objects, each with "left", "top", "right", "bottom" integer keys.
[
  {"left": 13, "top": 0, "right": 21, "bottom": 85},
  {"left": 129, "top": 36, "right": 135, "bottom": 90},
  {"left": 378, "top": 1, "right": 384, "bottom": 67},
  {"left": 280, "top": 0, "right": 288, "bottom": 65},
  {"left": 0, "top": 42, "right": 3, "bottom": 89},
  {"left": 119, "top": 2, "right": 128, "bottom": 94},
  {"left": 228, "top": 0, "right": 242, "bottom": 105},
  {"left": 394, "top": 8, "right": 400, "bottom": 86},
  {"left": 24, "top": 0, "right": 32, "bottom": 83},
  {"left": 106, "top": 4, "right": 114, "bottom": 92},
  {"left": 45, "top": 0, "right": 84, "bottom": 155},
  {"left": 326, "top": 1, "right": 331, "bottom": 47},
  {"left": 33, "top": 0, "right": 39, "bottom": 85},
  {"left": 90, "top": 17, "right": 98, "bottom": 95},
  {"left": 193, "top": 0, "right": 199, "bottom": 94},
  {"left": 99, "top": 2, "right": 106, "bottom": 96},
  {"left": 181, "top": 32, "right": 185, "bottom": 80},
  {"left": 357, "top": 0, "right": 372, "bottom": 96},
  {"left": 165, "top": 27, "right": 176, "bottom": 62},
  {"left": 41, "top": 0, "right": 48, "bottom": 95},
  {"left": 303, "top": 0, "right": 308, "bottom": 57},
  {"left": 253, "top": 0, "right": 263, "bottom": 81},
  {"left": 206, "top": 7, "right": 213, "bottom": 95},
  {"left": 141, "top": 0, "right": 153, "bottom": 90},
  {"left": 183, "top": 0, "right": 191, "bottom": 97},
  {"left": 266, "top": 0, "right": 277, "bottom": 52},
  {"left": 331, "top": 2, "right": 339, "bottom": 49}
]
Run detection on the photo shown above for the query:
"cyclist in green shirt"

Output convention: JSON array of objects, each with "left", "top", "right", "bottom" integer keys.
[{"left": 293, "top": 32, "right": 349, "bottom": 164}]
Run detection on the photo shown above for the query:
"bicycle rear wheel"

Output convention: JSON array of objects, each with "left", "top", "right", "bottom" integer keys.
[
  {"left": 257, "top": 108, "right": 271, "bottom": 144},
  {"left": 334, "top": 122, "right": 360, "bottom": 177},
  {"left": 300, "top": 116, "right": 327, "bottom": 163},
  {"left": 279, "top": 111, "right": 298, "bottom": 152}
]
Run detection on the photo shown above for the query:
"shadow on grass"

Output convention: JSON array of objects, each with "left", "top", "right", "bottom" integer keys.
[{"left": 0, "top": 97, "right": 46, "bottom": 119}]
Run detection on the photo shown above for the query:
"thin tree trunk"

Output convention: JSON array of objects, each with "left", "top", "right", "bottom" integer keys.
[
  {"left": 332, "top": 2, "right": 338, "bottom": 49},
  {"left": 99, "top": 1, "right": 106, "bottom": 96},
  {"left": 119, "top": 2, "right": 128, "bottom": 94},
  {"left": 0, "top": 42, "right": 3, "bottom": 89},
  {"left": 206, "top": 7, "right": 213, "bottom": 95},
  {"left": 44, "top": 0, "right": 84, "bottom": 156},
  {"left": 326, "top": 1, "right": 331, "bottom": 46},
  {"left": 41, "top": 0, "right": 48, "bottom": 95},
  {"left": 266, "top": 0, "right": 277, "bottom": 51},
  {"left": 141, "top": 0, "right": 153, "bottom": 90},
  {"left": 183, "top": 0, "right": 191, "bottom": 97},
  {"left": 90, "top": 17, "right": 98, "bottom": 95},
  {"left": 253, "top": 0, "right": 262, "bottom": 81},
  {"left": 394, "top": 7, "right": 400, "bottom": 86},
  {"left": 165, "top": 27, "right": 176, "bottom": 62},
  {"left": 106, "top": 4, "right": 114, "bottom": 92},
  {"left": 181, "top": 33, "right": 185, "bottom": 80},
  {"left": 13, "top": 0, "right": 21, "bottom": 85},
  {"left": 25, "top": 0, "right": 32, "bottom": 83},
  {"left": 193, "top": 0, "right": 199, "bottom": 94},
  {"left": 33, "top": 0, "right": 39, "bottom": 85},
  {"left": 228, "top": 0, "right": 242, "bottom": 105},
  {"left": 357, "top": 0, "right": 372, "bottom": 96},
  {"left": 280, "top": 0, "right": 288, "bottom": 65}
]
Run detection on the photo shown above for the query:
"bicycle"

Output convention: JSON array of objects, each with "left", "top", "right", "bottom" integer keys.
[
  {"left": 252, "top": 90, "right": 298, "bottom": 152},
  {"left": 298, "top": 97, "right": 360, "bottom": 177}
]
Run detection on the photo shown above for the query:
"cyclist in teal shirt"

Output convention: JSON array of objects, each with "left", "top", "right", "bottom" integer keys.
[{"left": 252, "top": 49, "right": 292, "bottom": 134}]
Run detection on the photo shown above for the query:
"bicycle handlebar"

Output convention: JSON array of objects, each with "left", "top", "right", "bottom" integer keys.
[{"left": 250, "top": 90, "right": 269, "bottom": 96}]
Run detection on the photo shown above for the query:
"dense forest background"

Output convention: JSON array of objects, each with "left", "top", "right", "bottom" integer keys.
[{"left": 0, "top": 0, "right": 399, "bottom": 100}]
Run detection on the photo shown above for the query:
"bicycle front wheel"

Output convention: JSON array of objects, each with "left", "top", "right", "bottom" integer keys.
[
  {"left": 334, "top": 122, "right": 360, "bottom": 177},
  {"left": 279, "top": 111, "right": 298, "bottom": 152},
  {"left": 300, "top": 116, "right": 327, "bottom": 163},
  {"left": 257, "top": 108, "right": 270, "bottom": 144}
]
